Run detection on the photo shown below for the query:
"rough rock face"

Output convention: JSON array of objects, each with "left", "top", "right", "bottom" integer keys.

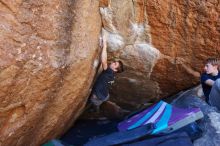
[
  {"left": 0, "top": 0, "right": 101, "bottom": 146},
  {"left": 147, "top": 0, "right": 220, "bottom": 98},
  {"left": 100, "top": 0, "right": 220, "bottom": 110}
]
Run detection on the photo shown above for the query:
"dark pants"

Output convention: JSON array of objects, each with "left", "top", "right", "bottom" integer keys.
[
  {"left": 209, "top": 79, "right": 220, "bottom": 110},
  {"left": 89, "top": 94, "right": 109, "bottom": 112}
]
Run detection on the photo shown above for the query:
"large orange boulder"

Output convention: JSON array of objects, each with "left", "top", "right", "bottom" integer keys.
[{"left": 0, "top": 0, "right": 101, "bottom": 145}]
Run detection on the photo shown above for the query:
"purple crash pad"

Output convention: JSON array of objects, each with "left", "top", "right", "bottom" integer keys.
[{"left": 118, "top": 100, "right": 203, "bottom": 134}]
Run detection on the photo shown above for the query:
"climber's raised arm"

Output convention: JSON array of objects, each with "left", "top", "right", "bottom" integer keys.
[{"left": 101, "top": 33, "right": 108, "bottom": 70}]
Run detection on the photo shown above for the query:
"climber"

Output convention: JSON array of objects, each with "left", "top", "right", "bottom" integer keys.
[
  {"left": 89, "top": 31, "right": 124, "bottom": 112},
  {"left": 201, "top": 58, "right": 220, "bottom": 110}
]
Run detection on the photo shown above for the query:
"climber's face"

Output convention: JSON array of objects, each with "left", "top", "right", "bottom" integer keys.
[
  {"left": 204, "top": 63, "right": 218, "bottom": 75},
  {"left": 109, "top": 61, "right": 120, "bottom": 72}
]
